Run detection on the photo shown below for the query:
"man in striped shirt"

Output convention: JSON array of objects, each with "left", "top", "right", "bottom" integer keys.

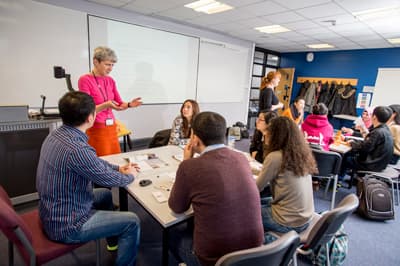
[{"left": 36, "top": 91, "right": 140, "bottom": 266}]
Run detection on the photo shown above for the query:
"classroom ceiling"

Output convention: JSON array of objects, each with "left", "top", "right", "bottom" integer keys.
[{"left": 85, "top": 0, "right": 400, "bottom": 53}]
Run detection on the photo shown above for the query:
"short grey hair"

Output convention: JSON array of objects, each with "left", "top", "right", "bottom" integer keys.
[{"left": 93, "top": 46, "right": 118, "bottom": 63}]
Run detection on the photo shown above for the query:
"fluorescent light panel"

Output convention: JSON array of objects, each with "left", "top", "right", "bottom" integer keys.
[
  {"left": 306, "top": 43, "right": 334, "bottom": 49},
  {"left": 352, "top": 6, "right": 400, "bottom": 21},
  {"left": 388, "top": 38, "right": 400, "bottom": 44},
  {"left": 255, "top": 25, "right": 291, "bottom": 34},
  {"left": 184, "top": 0, "right": 233, "bottom": 14}
]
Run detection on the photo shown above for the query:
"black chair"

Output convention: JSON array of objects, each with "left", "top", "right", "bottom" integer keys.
[
  {"left": 215, "top": 231, "right": 300, "bottom": 266},
  {"left": 294, "top": 194, "right": 359, "bottom": 266},
  {"left": 311, "top": 149, "right": 342, "bottom": 210},
  {"left": 148, "top": 129, "right": 171, "bottom": 148}
]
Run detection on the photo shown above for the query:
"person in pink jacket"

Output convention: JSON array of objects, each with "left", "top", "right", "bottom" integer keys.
[{"left": 301, "top": 103, "right": 334, "bottom": 150}]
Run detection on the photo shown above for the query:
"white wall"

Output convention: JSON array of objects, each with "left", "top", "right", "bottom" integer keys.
[
  {"left": 372, "top": 68, "right": 400, "bottom": 107},
  {"left": 8, "top": 0, "right": 254, "bottom": 138}
]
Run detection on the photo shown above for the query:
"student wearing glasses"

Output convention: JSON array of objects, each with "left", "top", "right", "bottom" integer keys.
[{"left": 249, "top": 111, "right": 278, "bottom": 163}]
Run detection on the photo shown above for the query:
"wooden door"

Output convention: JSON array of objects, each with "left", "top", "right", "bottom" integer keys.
[{"left": 275, "top": 68, "right": 295, "bottom": 115}]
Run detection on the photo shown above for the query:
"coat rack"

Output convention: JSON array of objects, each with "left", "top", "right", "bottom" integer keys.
[{"left": 297, "top": 76, "right": 358, "bottom": 86}]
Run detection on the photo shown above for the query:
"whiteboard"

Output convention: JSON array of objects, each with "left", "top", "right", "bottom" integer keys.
[
  {"left": 0, "top": 0, "right": 88, "bottom": 107},
  {"left": 197, "top": 39, "right": 251, "bottom": 103},
  {"left": 88, "top": 15, "right": 199, "bottom": 104},
  {"left": 372, "top": 68, "right": 400, "bottom": 107}
]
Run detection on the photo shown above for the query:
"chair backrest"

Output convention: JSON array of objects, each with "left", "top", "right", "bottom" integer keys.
[
  {"left": 303, "top": 194, "right": 359, "bottom": 250},
  {"left": 0, "top": 186, "right": 34, "bottom": 264},
  {"left": 312, "top": 149, "right": 342, "bottom": 176},
  {"left": 148, "top": 129, "right": 171, "bottom": 148},
  {"left": 215, "top": 231, "right": 300, "bottom": 266}
]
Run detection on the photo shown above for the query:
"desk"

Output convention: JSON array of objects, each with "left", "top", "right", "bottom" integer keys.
[
  {"left": 102, "top": 145, "right": 193, "bottom": 266},
  {"left": 329, "top": 143, "right": 352, "bottom": 154}
]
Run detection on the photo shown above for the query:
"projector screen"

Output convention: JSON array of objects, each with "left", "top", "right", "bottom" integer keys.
[{"left": 88, "top": 15, "right": 199, "bottom": 104}]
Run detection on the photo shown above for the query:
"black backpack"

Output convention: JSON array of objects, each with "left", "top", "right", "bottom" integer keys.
[{"left": 356, "top": 176, "right": 394, "bottom": 220}]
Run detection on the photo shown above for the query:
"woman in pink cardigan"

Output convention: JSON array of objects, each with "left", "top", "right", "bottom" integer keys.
[{"left": 301, "top": 103, "right": 334, "bottom": 150}]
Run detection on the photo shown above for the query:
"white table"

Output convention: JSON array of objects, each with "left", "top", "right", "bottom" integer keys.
[{"left": 102, "top": 145, "right": 192, "bottom": 266}]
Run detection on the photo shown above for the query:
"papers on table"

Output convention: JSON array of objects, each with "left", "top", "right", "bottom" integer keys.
[{"left": 125, "top": 153, "right": 169, "bottom": 171}]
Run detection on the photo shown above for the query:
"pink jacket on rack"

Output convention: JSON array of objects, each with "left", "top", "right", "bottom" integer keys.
[{"left": 301, "top": 114, "right": 334, "bottom": 150}]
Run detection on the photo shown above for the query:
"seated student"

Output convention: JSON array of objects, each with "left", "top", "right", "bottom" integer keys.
[
  {"left": 168, "top": 99, "right": 200, "bottom": 145},
  {"left": 256, "top": 117, "right": 316, "bottom": 242},
  {"left": 36, "top": 91, "right": 140, "bottom": 266},
  {"left": 342, "top": 107, "right": 374, "bottom": 138},
  {"left": 168, "top": 112, "right": 264, "bottom": 266},
  {"left": 281, "top": 97, "right": 305, "bottom": 126},
  {"left": 301, "top": 103, "right": 334, "bottom": 151},
  {"left": 342, "top": 106, "right": 393, "bottom": 175},
  {"left": 387, "top": 104, "right": 400, "bottom": 164},
  {"left": 249, "top": 111, "right": 278, "bottom": 163}
]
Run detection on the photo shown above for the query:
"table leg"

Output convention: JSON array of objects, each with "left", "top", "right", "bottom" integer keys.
[
  {"left": 162, "top": 228, "right": 169, "bottom": 266},
  {"left": 119, "top": 187, "right": 128, "bottom": 211}
]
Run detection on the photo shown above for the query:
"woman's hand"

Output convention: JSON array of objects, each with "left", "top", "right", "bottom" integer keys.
[
  {"left": 129, "top": 97, "right": 143, "bottom": 108},
  {"left": 108, "top": 100, "right": 125, "bottom": 110}
]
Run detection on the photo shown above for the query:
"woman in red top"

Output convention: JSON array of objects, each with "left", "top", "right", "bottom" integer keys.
[
  {"left": 301, "top": 103, "right": 334, "bottom": 151},
  {"left": 79, "top": 46, "right": 142, "bottom": 156}
]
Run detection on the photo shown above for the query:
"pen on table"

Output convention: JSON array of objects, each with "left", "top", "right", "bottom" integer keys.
[{"left": 155, "top": 185, "right": 170, "bottom": 192}]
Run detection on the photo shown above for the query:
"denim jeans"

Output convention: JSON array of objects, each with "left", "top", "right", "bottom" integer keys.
[
  {"left": 63, "top": 188, "right": 141, "bottom": 266},
  {"left": 261, "top": 197, "right": 309, "bottom": 244},
  {"left": 169, "top": 221, "right": 202, "bottom": 266}
]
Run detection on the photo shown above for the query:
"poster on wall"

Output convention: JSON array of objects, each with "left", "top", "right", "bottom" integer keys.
[{"left": 356, "top": 93, "right": 372, "bottom": 108}]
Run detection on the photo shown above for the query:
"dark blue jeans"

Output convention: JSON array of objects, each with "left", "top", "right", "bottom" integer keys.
[{"left": 63, "top": 188, "right": 141, "bottom": 266}]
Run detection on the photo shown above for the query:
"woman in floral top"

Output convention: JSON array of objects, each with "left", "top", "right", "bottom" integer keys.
[{"left": 168, "top": 99, "right": 200, "bottom": 145}]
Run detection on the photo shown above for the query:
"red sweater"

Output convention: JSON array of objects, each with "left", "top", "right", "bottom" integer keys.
[
  {"left": 169, "top": 148, "right": 264, "bottom": 265},
  {"left": 301, "top": 114, "right": 334, "bottom": 150}
]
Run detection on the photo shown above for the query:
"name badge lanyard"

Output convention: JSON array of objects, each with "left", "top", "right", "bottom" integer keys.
[{"left": 93, "top": 72, "right": 113, "bottom": 123}]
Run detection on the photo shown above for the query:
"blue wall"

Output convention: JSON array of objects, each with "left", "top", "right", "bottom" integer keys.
[{"left": 280, "top": 47, "right": 400, "bottom": 116}]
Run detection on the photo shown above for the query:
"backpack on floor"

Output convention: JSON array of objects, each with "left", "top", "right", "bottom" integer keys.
[
  {"left": 309, "top": 226, "right": 348, "bottom": 266},
  {"left": 356, "top": 176, "right": 394, "bottom": 220}
]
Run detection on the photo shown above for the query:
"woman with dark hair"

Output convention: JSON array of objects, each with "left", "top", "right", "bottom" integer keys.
[
  {"left": 388, "top": 104, "right": 400, "bottom": 164},
  {"left": 258, "top": 71, "right": 284, "bottom": 112},
  {"left": 249, "top": 111, "right": 278, "bottom": 163},
  {"left": 281, "top": 97, "right": 305, "bottom": 126},
  {"left": 168, "top": 99, "right": 200, "bottom": 145},
  {"left": 301, "top": 103, "right": 334, "bottom": 150},
  {"left": 256, "top": 117, "right": 316, "bottom": 240}
]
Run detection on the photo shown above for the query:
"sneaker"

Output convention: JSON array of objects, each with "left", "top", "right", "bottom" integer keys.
[{"left": 107, "top": 244, "right": 118, "bottom": 252}]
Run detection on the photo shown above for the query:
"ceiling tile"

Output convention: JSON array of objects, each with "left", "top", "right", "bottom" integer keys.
[
  {"left": 277, "top": 0, "right": 332, "bottom": 10},
  {"left": 237, "top": 17, "right": 273, "bottom": 28},
  {"left": 156, "top": 6, "right": 202, "bottom": 20},
  {"left": 283, "top": 20, "right": 320, "bottom": 31},
  {"left": 335, "top": 0, "right": 400, "bottom": 13},
  {"left": 223, "top": 0, "right": 267, "bottom": 8},
  {"left": 296, "top": 2, "right": 347, "bottom": 19},
  {"left": 240, "top": 1, "right": 288, "bottom": 16},
  {"left": 264, "top": 11, "right": 305, "bottom": 24},
  {"left": 88, "top": 0, "right": 132, "bottom": 7}
]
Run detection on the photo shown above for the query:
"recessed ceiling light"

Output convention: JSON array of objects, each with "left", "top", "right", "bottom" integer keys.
[
  {"left": 254, "top": 25, "right": 291, "bottom": 34},
  {"left": 388, "top": 38, "right": 400, "bottom": 44},
  {"left": 306, "top": 43, "right": 334, "bottom": 49},
  {"left": 185, "top": 0, "right": 233, "bottom": 14},
  {"left": 352, "top": 6, "right": 400, "bottom": 21}
]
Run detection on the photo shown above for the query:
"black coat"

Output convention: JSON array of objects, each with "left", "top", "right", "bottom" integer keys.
[{"left": 351, "top": 124, "right": 393, "bottom": 171}]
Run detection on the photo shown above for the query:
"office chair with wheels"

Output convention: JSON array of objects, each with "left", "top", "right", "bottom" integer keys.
[
  {"left": 215, "top": 230, "right": 300, "bottom": 266},
  {"left": 0, "top": 186, "right": 100, "bottom": 266},
  {"left": 311, "top": 149, "right": 342, "bottom": 210},
  {"left": 294, "top": 194, "right": 359, "bottom": 266}
]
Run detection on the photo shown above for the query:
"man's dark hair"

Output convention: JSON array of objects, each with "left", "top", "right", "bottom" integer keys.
[
  {"left": 58, "top": 91, "right": 95, "bottom": 127},
  {"left": 192, "top": 111, "right": 226, "bottom": 146},
  {"left": 373, "top": 106, "right": 393, "bottom": 124}
]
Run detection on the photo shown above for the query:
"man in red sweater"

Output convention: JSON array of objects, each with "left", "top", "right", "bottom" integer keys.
[{"left": 168, "top": 111, "right": 264, "bottom": 266}]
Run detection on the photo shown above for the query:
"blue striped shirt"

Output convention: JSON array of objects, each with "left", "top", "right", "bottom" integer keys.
[{"left": 36, "top": 125, "right": 134, "bottom": 241}]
